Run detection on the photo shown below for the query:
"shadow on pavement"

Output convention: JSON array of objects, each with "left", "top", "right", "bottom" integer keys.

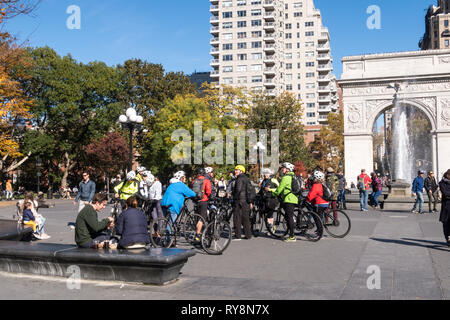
[{"left": 370, "top": 237, "right": 450, "bottom": 253}]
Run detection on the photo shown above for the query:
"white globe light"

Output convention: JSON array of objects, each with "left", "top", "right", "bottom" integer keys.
[
  {"left": 136, "top": 116, "right": 143, "bottom": 124},
  {"left": 126, "top": 108, "right": 137, "bottom": 118},
  {"left": 119, "top": 115, "right": 128, "bottom": 123},
  {"left": 129, "top": 114, "right": 138, "bottom": 123}
]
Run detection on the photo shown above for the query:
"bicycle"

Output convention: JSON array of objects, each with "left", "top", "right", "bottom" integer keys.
[
  {"left": 300, "top": 197, "right": 351, "bottom": 239},
  {"left": 249, "top": 196, "right": 265, "bottom": 237},
  {"left": 148, "top": 199, "right": 206, "bottom": 248},
  {"left": 201, "top": 199, "right": 232, "bottom": 255}
]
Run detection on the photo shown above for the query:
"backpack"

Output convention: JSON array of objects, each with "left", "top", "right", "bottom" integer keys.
[
  {"left": 246, "top": 180, "right": 257, "bottom": 204},
  {"left": 290, "top": 175, "right": 302, "bottom": 195},
  {"left": 322, "top": 183, "right": 334, "bottom": 201},
  {"left": 326, "top": 175, "right": 339, "bottom": 198},
  {"left": 192, "top": 178, "right": 206, "bottom": 200},
  {"left": 358, "top": 175, "right": 367, "bottom": 191}
]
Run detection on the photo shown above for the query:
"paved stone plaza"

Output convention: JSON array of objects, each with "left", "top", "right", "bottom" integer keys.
[{"left": 0, "top": 199, "right": 449, "bottom": 300}]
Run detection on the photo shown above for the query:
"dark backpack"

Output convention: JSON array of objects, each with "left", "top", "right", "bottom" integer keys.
[
  {"left": 246, "top": 180, "right": 257, "bottom": 204},
  {"left": 290, "top": 175, "right": 302, "bottom": 195},
  {"left": 192, "top": 178, "right": 206, "bottom": 200},
  {"left": 322, "top": 183, "right": 334, "bottom": 201}
]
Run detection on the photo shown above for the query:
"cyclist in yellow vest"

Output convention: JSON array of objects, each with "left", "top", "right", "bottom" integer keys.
[
  {"left": 135, "top": 166, "right": 147, "bottom": 183},
  {"left": 114, "top": 171, "right": 140, "bottom": 201}
]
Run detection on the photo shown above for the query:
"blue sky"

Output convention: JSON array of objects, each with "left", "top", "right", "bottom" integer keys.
[{"left": 5, "top": 0, "right": 435, "bottom": 79}]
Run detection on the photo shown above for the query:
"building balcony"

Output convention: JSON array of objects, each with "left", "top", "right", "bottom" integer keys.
[
  {"left": 263, "top": 0, "right": 275, "bottom": 10},
  {"left": 210, "top": 59, "right": 219, "bottom": 66},
  {"left": 318, "top": 32, "right": 329, "bottom": 42},
  {"left": 317, "top": 44, "right": 330, "bottom": 52},
  {"left": 210, "top": 26, "right": 219, "bottom": 34},
  {"left": 263, "top": 22, "right": 275, "bottom": 31},
  {"left": 318, "top": 95, "right": 331, "bottom": 103},
  {"left": 266, "top": 89, "right": 276, "bottom": 96},
  {"left": 318, "top": 117, "right": 328, "bottom": 123},
  {"left": 318, "top": 106, "right": 332, "bottom": 113},
  {"left": 264, "top": 67, "right": 276, "bottom": 75},
  {"left": 210, "top": 0, "right": 218, "bottom": 3},
  {"left": 263, "top": 44, "right": 275, "bottom": 52},
  {"left": 210, "top": 70, "right": 220, "bottom": 77},
  {"left": 317, "top": 53, "right": 331, "bottom": 61},
  {"left": 210, "top": 16, "right": 219, "bottom": 25},
  {"left": 210, "top": 37, "right": 219, "bottom": 45},
  {"left": 317, "top": 75, "right": 331, "bottom": 82},
  {"left": 210, "top": 5, "right": 219, "bottom": 13},
  {"left": 263, "top": 33, "right": 275, "bottom": 42},
  {"left": 264, "top": 79, "right": 276, "bottom": 87},
  {"left": 263, "top": 12, "right": 276, "bottom": 20},
  {"left": 264, "top": 55, "right": 276, "bottom": 64},
  {"left": 317, "top": 63, "right": 332, "bottom": 71},
  {"left": 210, "top": 47, "right": 219, "bottom": 55},
  {"left": 317, "top": 86, "right": 330, "bottom": 92}
]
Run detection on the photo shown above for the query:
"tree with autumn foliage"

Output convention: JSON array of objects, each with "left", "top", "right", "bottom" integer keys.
[{"left": 309, "top": 111, "right": 344, "bottom": 171}]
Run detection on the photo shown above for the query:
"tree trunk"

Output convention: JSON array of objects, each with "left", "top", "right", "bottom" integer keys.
[
  {"left": 3, "top": 152, "right": 32, "bottom": 173},
  {"left": 61, "top": 152, "right": 76, "bottom": 188}
]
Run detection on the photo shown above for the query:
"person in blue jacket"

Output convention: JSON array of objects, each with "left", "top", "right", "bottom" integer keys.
[
  {"left": 161, "top": 171, "right": 196, "bottom": 223},
  {"left": 411, "top": 170, "right": 425, "bottom": 214},
  {"left": 115, "top": 196, "right": 150, "bottom": 249}
]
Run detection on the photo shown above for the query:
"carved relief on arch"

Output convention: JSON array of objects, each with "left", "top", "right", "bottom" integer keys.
[
  {"left": 365, "top": 99, "right": 392, "bottom": 125},
  {"left": 346, "top": 103, "right": 364, "bottom": 131},
  {"left": 440, "top": 99, "right": 450, "bottom": 127}
]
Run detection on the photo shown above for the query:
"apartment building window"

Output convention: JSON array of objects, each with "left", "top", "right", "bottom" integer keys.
[
  {"left": 238, "top": 32, "right": 247, "bottom": 39},
  {"left": 238, "top": 54, "right": 247, "bottom": 60},
  {"left": 294, "top": 12, "right": 303, "bottom": 17},
  {"left": 237, "top": 76, "right": 247, "bottom": 84},
  {"left": 306, "top": 83, "right": 315, "bottom": 89},
  {"left": 285, "top": 4, "right": 289, "bottom": 9},
  {"left": 238, "top": 11, "right": 247, "bottom": 17},
  {"left": 252, "top": 53, "right": 262, "bottom": 60},
  {"left": 223, "top": 77, "right": 233, "bottom": 85},
  {"left": 297, "top": 73, "right": 301, "bottom": 79},
  {"left": 297, "top": 42, "right": 301, "bottom": 49},
  {"left": 286, "top": 43, "right": 292, "bottom": 49},
  {"left": 297, "top": 63, "right": 301, "bottom": 68},
  {"left": 223, "top": 0, "right": 233, "bottom": 7},
  {"left": 238, "top": 42, "right": 247, "bottom": 49},
  {"left": 223, "top": 22, "right": 233, "bottom": 29},
  {"left": 251, "top": 0, "right": 262, "bottom": 4},
  {"left": 252, "top": 41, "right": 262, "bottom": 48},
  {"left": 306, "top": 93, "right": 315, "bottom": 99},
  {"left": 238, "top": 21, "right": 247, "bottom": 28},
  {"left": 285, "top": 13, "right": 289, "bottom": 19},
  {"left": 446, "top": 40, "right": 450, "bottom": 47},
  {"left": 286, "top": 23, "right": 292, "bottom": 30},
  {"left": 286, "top": 63, "right": 293, "bottom": 69},
  {"left": 286, "top": 84, "right": 293, "bottom": 90},
  {"left": 223, "top": 33, "right": 233, "bottom": 40},
  {"left": 223, "top": 66, "right": 233, "bottom": 73},
  {"left": 252, "top": 31, "right": 262, "bottom": 37},
  {"left": 252, "top": 20, "right": 262, "bottom": 27},
  {"left": 305, "top": 31, "right": 314, "bottom": 36},
  {"left": 286, "top": 74, "right": 293, "bottom": 80},
  {"left": 305, "top": 51, "right": 314, "bottom": 57},
  {"left": 305, "top": 22, "right": 314, "bottom": 27},
  {"left": 223, "top": 43, "right": 233, "bottom": 50},
  {"left": 251, "top": 64, "right": 262, "bottom": 71},
  {"left": 306, "top": 62, "right": 315, "bottom": 67},
  {"left": 237, "top": 0, "right": 247, "bottom": 6},
  {"left": 294, "top": 2, "right": 303, "bottom": 8},
  {"left": 223, "top": 55, "right": 233, "bottom": 61},
  {"left": 307, "top": 103, "right": 315, "bottom": 108},
  {"left": 252, "top": 76, "right": 262, "bottom": 83},
  {"left": 251, "top": 9, "right": 261, "bottom": 16},
  {"left": 237, "top": 65, "right": 247, "bottom": 72},
  {"left": 297, "top": 23, "right": 300, "bottom": 29},
  {"left": 307, "top": 112, "right": 316, "bottom": 118},
  {"left": 297, "top": 84, "right": 301, "bottom": 90},
  {"left": 306, "top": 72, "right": 315, "bottom": 77},
  {"left": 223, "top": 12, "right": 233, "bottom": 19},
  {"left": 286, "top": 33, "right": 292, "bottom": 39},
  {"left": 298, "top": 94, "right": 302, "bottom": 99},
  {"left": 296, "top": 52, "right": 301, "bottom": 59},
  {"left": 285, "top": 53, "right": 292, "bottom": 59},
  {"left": 305, "top": 41, "right": 314, "bottom": 47},
  {"left": 445, "top": 20, "right": 449, "bottom": 27},
  {"left": 307, "top": 122, "right": 316, "bottom": 125}
]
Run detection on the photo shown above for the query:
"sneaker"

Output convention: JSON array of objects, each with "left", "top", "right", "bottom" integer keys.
[
  {"left": 411, "top": 209, "right": 417, "bottom": 214},
  {"left": 284, "top": 236, "right": 297, "bottom": 243},
  {"left": 362, "top": 208, "right": 368, "bottom": 212},
  {"left": 40, "top": 234, "right": 51, "bottom": 240},
  {"left": 194, "top": 234, "right": 201, "bottom": 242}
]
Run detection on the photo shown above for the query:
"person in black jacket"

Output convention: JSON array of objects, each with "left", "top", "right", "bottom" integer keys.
[
  {"left": 115, "top": 196, "right": 150, "bottom": 249},
  {"left": 425, "top": 171, "right": 439, "bottom": 213},
  {"left": 232, "top": 165, "right": 252, "bottom": 240},
  {"left": 439, "top": 169, "right": 450, "bottom": 247}
]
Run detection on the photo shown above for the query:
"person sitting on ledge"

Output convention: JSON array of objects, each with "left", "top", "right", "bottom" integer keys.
[
  {"left": 115, "top": 196, "right": 150, "bottom": 250},
  {"left": 75, "top": 193, "right": 115, "bottom": 249}
]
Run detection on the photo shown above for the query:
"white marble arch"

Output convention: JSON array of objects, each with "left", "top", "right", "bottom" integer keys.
[{"left": 339, "top": 50, "right": 450, "bottom": 185}]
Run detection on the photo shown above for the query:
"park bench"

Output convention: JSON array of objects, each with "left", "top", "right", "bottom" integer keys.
[{"left": 0, "top": 240, "right": 195, "bottom": 285}]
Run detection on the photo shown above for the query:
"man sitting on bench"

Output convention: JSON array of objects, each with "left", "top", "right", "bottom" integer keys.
[{"left": 75, "top": 193, "right": 115, "bottom": 249}]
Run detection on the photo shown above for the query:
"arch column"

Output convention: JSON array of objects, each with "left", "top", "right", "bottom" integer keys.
[{"left": 344, "top": 133, "right": 373, "bottom": 187}]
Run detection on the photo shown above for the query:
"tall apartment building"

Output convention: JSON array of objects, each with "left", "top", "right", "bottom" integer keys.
[
  {"left": 209, "top": 0, "right": 338, "bottom": 143},
  {"left": 419, "top": 0, "right": 450, "bottom": 49}
]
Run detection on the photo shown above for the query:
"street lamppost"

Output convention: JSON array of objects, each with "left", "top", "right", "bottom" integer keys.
[
  {"left": 119, "top": 108, "right": 143, "bottom": 173},
  {"left": 253, "top": 142, "right": 266, "bottom": 181},
  {"left": 36, "top": 157, "right": 42, "bottom": 194}
]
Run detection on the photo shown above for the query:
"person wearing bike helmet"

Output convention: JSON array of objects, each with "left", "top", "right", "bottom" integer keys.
[
  {"left": 138, "top": 170, "right": 151, "bottom": 201},
  {"left": 272, "top": 162, "right": 298, "bottom": 243},
  {"left": 261, "top": 168, "right": 280, "bottom": 235},
  {"left": 161, "top": 171, "right": 197, "bottom": 225},
  {"left": 204, "top": 167, "right": 216, "bottom": 199},
  {"left": 114, "top": 171, "right": 140, "bottom": 205},
  {"left": 307, "top": 171, "right": 330, "bottom": 219},
  {"left": 191, "top": 168, "right": 212, "bottom": 242},
  {"left": 232, "top": 165, "right": 253, "bottom": 240}
]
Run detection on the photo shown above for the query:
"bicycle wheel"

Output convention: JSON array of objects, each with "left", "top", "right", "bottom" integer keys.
[
  {"left": 297, "top": 211, "right": 323, "bottom": 242},
  {"left": 183, "top": 213, "right": 206, "bottom": 245},
  {"left": 265, "top": 210, "right": 288, "bottom": 239},
  {"left": 149, "top": 217, "right": 174, "bottom": 248},
  {"left": 251, "top": 207, "right": 263, "bottom": 237},
  {"left": 201, "top": 220, "right": 232, "bottom": 255},
  {"left": 323, "top": 209, "right": 351, "bottom": 238}
]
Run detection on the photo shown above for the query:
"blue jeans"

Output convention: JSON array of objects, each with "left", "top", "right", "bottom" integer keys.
[
  {"left": 413, "top": 191, "right": 424, "bottom": 213},
  {"left": 337, "top": 190, "right": 346, "bottom": 208},
  {"left": 162, "top": 207, "right": 177, "bottom": 231},
  {"left": 371, "top": 190, "right": 382, "bottom": 207},
  {"left": 360, "top": 190, "right": 369, "bottom": 210}
]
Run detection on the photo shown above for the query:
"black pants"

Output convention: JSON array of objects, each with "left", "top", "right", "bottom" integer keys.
[
  {"left": 443, "top": 219, "right": 450, "bottom": 241},
  {"left": 197, "top": 201, "right": 209, "bottom": 222},
  {"left": 265, "top": 197, "right": 279, "bottom": 219},
  {"left": 233, "top": 200, "right": 252, "bottom": 239},
  {"left": 283, "top": 203, "right": 295, "bottom": 238}
]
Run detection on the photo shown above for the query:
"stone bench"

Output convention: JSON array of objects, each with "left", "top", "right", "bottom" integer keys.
[
  {"left": 0, "top": 219, "right": 33, "bottom": 241},
  {"left": 0, "top": 241, "right": 195, "bottom": 285}
]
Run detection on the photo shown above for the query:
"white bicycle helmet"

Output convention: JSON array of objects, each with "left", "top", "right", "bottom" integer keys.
[
  {"left": 313, "top": 171, "right": 325, "bottom": 181},
  {"left": 204, "top": 167, "right": 214, "bottom": 174},
  {"left": 126, "top": 171, "right": 136, "bottom": 180},
  {"left": 262, "top": 168, "right": 273, "bottom": 176},
  {"left": 174, "top": 171, "right": 186, "bottom": 180},
  {"left": 142, "top": 170, "right": 151, "bottom": 177},
  {"left": 146, "top": 174, "right": 155, "bottom": 185},
  {"left": 281, "top": 162, "right": 295, "bottom": 172},
  {"left": 137, "top": 166, "right": 146, "bottom": 172}
]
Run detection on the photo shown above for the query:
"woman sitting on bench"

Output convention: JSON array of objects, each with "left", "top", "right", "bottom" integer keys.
[{"left": 115, "top": 196, "right": 150, "bottom": 249}]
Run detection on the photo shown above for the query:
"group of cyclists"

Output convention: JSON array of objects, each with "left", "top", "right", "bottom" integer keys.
[{"left": 110, "top": 162, "right": 349, "bottom": 248}]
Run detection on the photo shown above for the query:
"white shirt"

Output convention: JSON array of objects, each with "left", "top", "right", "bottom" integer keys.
[
  {"left": 149, "top": 181, "right": 162, "bottom": 200},
  {"left": 139, "top": 181, "right": 149, "bottom": 199}
]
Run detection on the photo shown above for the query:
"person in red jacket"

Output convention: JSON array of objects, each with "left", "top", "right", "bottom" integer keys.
[
  {"left": 307, "top": 171, "right": 329, "bottom": 208},
  {"left": 193, "top": 168, "right": 212, "bottom": 241},
  {"left": 357, "top": 169, "right": 372, "bottom": 212}
]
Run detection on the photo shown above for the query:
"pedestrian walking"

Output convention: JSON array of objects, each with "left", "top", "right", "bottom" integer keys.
[
  {"left": 337, "top": 171, "right": 347, "bottom": 210},
  {"left": 5, "top": 179, "right": 13, "bottom": 200},
  {"left": 424, "top": 171, "right": 439, "bottom": 213},
  {"left": 370, "top": 172, "right": 383, "bottom": 209},
  {"left": 438, "top": 169, "right": 450, "bottom": 247},
  {"left": 73, "top": 172, "right": 96, "bottom": 213},
  {"left": 411, "top": 170, "right": 425, "bottom": 214},
  {"left": 357, "top": 169, "right": 372, "bottom": 212}
]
